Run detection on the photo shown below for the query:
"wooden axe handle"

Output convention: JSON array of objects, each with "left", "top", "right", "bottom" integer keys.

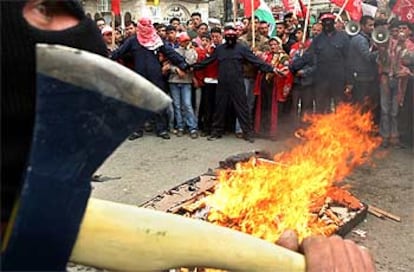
[{"left": 70, "top": 198, "right": 305, "bottom": 271}]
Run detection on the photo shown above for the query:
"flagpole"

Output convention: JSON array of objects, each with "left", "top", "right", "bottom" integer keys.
[
  {"left": 111, "top": 12, "right": 116, "bottom": 48},
  {"left": 251, "top": 0, "right": 256, "bottom": 49},
  {"left": 233, "top": 0, "right": 237, "bottom": 24},
  {"left": 302, "top": 0, "right": 311, "bottom": 43},
  {"left": 336, "top": 0, "right": 350, "bottom": 21}
]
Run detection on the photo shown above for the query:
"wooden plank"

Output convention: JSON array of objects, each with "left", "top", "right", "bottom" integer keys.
[{"left": 369, "top": 205, "right": 401, "bottom": 222}]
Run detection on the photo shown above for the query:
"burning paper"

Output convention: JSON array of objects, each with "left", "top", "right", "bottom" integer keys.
[{"left": 205, "top": 104, "right": 381, "bottom": 243}]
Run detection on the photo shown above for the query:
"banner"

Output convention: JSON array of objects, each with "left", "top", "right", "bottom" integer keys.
[
  {"left": 392, "top": 0, "right": 414, "bottom": 23},
  {"left": 362, "top": 3, "right": 378, "bottom": 17}
]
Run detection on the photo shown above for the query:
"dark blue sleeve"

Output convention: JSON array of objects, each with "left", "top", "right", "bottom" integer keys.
[
  {"left": 302, "top": 52, "right": 315, "bottom": 77},
  {"left": 160, "top": 44, "right": 188, "bottom": 70},
  {"left": 110, "top": 37, "right": 133, "bottom": 60},
  {"left": 192, "top": 48, "right": 218, "bottom": 70}
]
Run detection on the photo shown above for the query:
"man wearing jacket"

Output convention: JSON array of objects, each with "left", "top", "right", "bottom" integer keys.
[
  {"left": 309, "top": 13, "right": 350, "bottom": 113},
  {"left": 346, "top": 15, "right": 379, "bottom": 120}
]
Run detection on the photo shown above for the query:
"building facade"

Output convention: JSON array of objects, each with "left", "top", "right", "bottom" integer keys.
[{"left": 82, "top": 0, "right": 215, "bottom": 26}]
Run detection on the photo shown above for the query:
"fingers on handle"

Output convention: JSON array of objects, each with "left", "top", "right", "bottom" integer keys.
[
  {"left": 329, "top": 235, "right": 353, "bottom": 271},
  {"left": 301, "top": 235, "right": 376, "bottom": 272},
  {"left": 344, "top": 239, "right": 367, "bottom": 272},
  {"left": 276, "top": 230, "right": 299, "bottom": 252},
  {"left": 301, "top": 235, "right": 334, "bottom": 272}
]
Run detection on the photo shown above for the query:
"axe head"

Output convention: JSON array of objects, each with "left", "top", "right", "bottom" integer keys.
[{"left": 2, "top": 44, "right": 171, "bottom": 270}]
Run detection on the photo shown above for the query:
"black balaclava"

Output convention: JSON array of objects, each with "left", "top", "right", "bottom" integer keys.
[
  {"left": 322, "top": 19, "right": 336, "bottom": 33},
  {"left": 1, "top": 1, "right": 107, "bottom": 225},
  {"left": 224, "top": 26, "right": 238, "bottom": 46},
  {"left": 225, "top": 34, "right": 238, "bottom": 46}
]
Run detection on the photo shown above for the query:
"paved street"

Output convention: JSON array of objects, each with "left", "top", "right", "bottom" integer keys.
[{"left": 89, "top": 128, "right": 413, "bottom": 272}]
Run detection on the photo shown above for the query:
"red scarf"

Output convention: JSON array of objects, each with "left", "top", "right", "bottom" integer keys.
[{"left": 136, "top": 17, "right": 163, "bottom": 50}]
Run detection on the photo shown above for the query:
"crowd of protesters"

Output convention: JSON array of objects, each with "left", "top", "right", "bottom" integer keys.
[{"left": 96, "top": 9, "right": 414, "bottom": 147}]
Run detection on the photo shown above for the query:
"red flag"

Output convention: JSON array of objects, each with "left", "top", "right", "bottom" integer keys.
[
  {"left": 282, "top": 0, "right": 307, "bottom": 18},
  {"left": 298, "top": 0, "right": 308, "bottom": 19},
  {"left": 111, "top": 0, "right": 121, "bottom": 16},
  {"left": 392, "top": 0, "right": 414, "bottom": 23},
  {"left": 331, "top": 0, "right": 363, "bottom": 21},
  {"left": 240, "top": 0, "right": 260, "bottom": 17}
]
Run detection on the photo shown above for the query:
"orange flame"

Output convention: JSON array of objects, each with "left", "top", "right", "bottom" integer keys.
[{"left": 205, "top": 103, "right": 381, "bottom": 242}]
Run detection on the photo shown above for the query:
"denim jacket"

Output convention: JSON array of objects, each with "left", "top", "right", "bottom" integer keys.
[{"left": 347, "top": 32, "right": 378, "bottom": 83}]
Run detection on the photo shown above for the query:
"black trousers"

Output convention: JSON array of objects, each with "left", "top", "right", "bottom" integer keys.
[
  {"left": 292, "top": 84, "right": 315, "bottom": 117},
  {"left": 198, "top": 83, "right": 217, "bottom": 133},
  {"left": 212, "top": 80, "right": 252, "bottom": 136},
  {"left": 135, "top": 110, "right": 168, "bottom": 135},
  {"left": 352, "top": 79, "right": 380, "bottom": 125},
  {"left": 314, "top": 79, "right": 346, "bottom": 113}
]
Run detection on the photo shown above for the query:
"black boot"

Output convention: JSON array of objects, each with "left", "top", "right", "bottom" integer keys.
[
  {"left": 128, "top": 131, "right": 143, "bottom": 140},
  {"left": 207, "top": 134, "right": 222, "bottom": 141},
  {"left": 243, "top": 133, "right": 255, "bottom": 143}
]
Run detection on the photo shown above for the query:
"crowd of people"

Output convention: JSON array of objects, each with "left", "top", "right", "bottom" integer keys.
[{"left": 96, "top": 9, "right": 413, "bottom": 147}]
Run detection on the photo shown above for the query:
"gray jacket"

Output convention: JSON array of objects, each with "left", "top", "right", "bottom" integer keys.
[{"left": 168, "top": 46, "right": 197, "bottom": 84}]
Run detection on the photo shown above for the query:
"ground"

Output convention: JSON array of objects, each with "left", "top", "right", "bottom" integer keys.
[{"left": 72, "top": 126, "right": 413, "bottom": 272}]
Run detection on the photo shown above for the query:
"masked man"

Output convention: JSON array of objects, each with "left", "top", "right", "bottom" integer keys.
[
  {"left": 111, "top": 17, "right": 189, "bottom": 140},
  {"left": 193, "top": 26, "right": 275, "bottom": 143},
  {"left": 308, "top": 13, "right": 350, "bottom": 113}
]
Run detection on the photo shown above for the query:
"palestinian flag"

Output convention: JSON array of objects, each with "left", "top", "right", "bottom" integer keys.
[{"left": 241, "top": 0, "right": 276, "bottom": 25}]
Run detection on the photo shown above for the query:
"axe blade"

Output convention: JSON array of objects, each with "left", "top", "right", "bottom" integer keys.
[
  {"left": 2, "top": 44, "right": 171, "bottom": 270},
  {"left": 36, "top": 43, "right": 172, "bottom": 111}
]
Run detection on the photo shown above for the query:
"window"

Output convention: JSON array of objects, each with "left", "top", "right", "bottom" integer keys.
[{"left": 97, "top": 0, "right": 110, "bottom": 12}]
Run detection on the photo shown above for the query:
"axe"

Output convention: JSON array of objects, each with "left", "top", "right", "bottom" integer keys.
[
  {"left": 2, "top": 44, "right": 171, "bottom": 270},
  {"left": 70, "top": 198, "right": 306, "bottom": 271}
]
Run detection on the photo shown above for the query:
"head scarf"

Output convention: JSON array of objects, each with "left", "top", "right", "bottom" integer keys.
[{"left": 136, "top": 17, "right": 163, "bottom": 50}]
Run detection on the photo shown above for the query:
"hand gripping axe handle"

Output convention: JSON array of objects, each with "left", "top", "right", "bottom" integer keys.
[{"left": 70, "top": 198, "right": 306, "bottom": 272}]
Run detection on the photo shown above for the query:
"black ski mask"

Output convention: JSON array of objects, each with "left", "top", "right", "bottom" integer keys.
[
  {"left": 1, "top": 0, "right": 106, "bottom": 225},
  {"left": 322, "top": 18, "right": 336, "bottom": 33},
  {"left": 225, "top": 34, "right": 238, "bottom": 46},
  {"left": 224, "top": 27, "right": 238, "bottom": 46}
]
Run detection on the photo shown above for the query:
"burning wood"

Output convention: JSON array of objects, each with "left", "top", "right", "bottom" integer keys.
[
  {"left": 170, "top": 182, "right": 367, "bottom": 238},
  {"left": 202, "top": 104, "right": 379, "bottom": 243},
  {"left": 141, "top": 104, "right": 380, "bottom": 271}
]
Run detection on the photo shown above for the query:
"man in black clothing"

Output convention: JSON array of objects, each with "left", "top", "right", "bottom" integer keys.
[
  {"left": 309, "top": 13, "right": 350, "bottom": 113},
  {"left": 193, "top": 26, "right": 275, "bottom": 143}
]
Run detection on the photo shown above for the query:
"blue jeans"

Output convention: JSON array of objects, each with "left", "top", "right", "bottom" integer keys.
[
  {"left": 170, "top": 83, "right": 198, "bottom": 131},
  {"left": 235, "top": 78, "right": 255, "bottom": 133},
  {"left": 380, "top": 77, "right": 399, "bottom": 139}
]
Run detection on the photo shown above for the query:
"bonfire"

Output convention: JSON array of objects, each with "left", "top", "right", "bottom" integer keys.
[{"left": 205, "top": 103, "right": 381, "bottom": 243}]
